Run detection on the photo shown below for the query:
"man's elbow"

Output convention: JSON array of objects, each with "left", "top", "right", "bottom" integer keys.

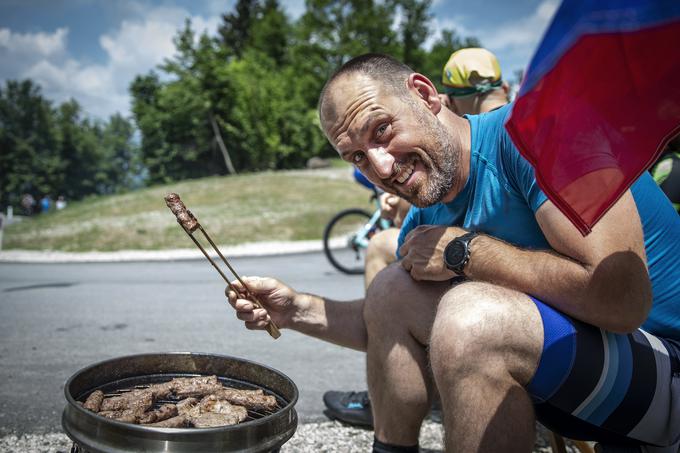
[
  {"left": 602, "top": 279, "right": 652, "bottom": 334},
  {"left": 588, "top": 251, "right": 652, "bottom": 333}
]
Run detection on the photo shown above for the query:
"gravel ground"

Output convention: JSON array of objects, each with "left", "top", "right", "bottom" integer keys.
[{"left": 0, "top": 421, "right": 579, "bottom": 452}]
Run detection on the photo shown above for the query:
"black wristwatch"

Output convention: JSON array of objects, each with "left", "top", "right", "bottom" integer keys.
[{"left": 443, "top": 231, "right": 479, "bottom": 276}]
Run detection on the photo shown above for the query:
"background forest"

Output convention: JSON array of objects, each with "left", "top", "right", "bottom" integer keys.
[{"left": 0, "top": 0, "right": 482, "bottom": 210}]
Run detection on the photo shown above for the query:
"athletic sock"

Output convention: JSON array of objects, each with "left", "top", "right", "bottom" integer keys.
[{"left": 372, "top": 437, "right": 419, "bottom": 453}]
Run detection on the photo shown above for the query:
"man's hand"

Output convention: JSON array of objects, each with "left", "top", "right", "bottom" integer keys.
[
  {"left": 226, "top": 276, "right": 302, "bottom": 331},
  {"left": 399, "top": 225, "right": 468, "bottom": 281},
  {"left": 379, "top": 193, "right": 411, "bottom": 228}
]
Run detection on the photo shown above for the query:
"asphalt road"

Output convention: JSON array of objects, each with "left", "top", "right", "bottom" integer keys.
[{"left": 0, "top": 252, "right": 367, "bottom": 435}]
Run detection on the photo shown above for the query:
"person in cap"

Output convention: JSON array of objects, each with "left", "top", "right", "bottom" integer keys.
[
  {"left": 321, "top": 48, "right": 513, "bottom": 429},
  {"left": 441, "top": 47, "right": 510, "bottom": 115}
]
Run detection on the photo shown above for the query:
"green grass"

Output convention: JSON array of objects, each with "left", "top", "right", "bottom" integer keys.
[{"left": 3, "top": 167, "right": 376, "bottom": 252}]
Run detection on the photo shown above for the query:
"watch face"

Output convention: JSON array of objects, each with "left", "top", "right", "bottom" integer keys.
[{"left": 445, "top": 241, "right": 466, "bottom": 267}]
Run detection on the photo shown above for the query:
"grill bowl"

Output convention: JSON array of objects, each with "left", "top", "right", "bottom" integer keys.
[{"left": 62, "top": 352, "right": 298, "bottom": 453}]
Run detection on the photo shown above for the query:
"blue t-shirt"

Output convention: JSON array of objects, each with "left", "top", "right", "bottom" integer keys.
[{"left": 398, "top": 104, "right": 680, "bottom": 339}]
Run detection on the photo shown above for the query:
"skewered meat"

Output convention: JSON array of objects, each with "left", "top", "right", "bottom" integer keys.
[
  {"left": 164, "top": 193, "right": 199, "bottom": 233},
  {"left": 83, "top": 390, "right": 104, "bottom": 412},
  {"left": 138, "top": 403, "right": 178, "bottom": 424},
  {"left": 147, "top": 415, "right": 188, "bottom": 428}
]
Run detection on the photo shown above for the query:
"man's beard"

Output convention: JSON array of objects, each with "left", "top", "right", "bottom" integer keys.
[{"left": 401, "top": 110, "right": 458, "bottom": 208}]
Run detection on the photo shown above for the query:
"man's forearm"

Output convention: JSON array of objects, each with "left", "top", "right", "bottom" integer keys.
[
  {"left": 289, "top": 293, "right": 367, "bottom": 351},
  {"left": 465, "top": 235, "right": 651, "bottom": 332}
]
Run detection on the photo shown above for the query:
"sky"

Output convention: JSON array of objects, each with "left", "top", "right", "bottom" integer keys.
[{"left": 0, "top": 0, "right": 560, "bottom": 120}]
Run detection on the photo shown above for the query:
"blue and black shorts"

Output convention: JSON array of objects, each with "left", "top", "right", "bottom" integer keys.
[{"left": 526, "top": 297, "right": 680, "bottom": 449}]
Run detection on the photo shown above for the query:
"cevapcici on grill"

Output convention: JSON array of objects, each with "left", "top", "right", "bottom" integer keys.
[
  {"left": 164, "top": 192, "right": 281, "bottom": 339},
  {"left": 81, "top": 375, "right": 278, "bottom": 428}
]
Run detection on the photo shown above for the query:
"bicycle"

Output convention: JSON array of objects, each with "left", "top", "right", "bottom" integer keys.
[{"left": 323, "top": 170, "right": 392, "bottom": 275}]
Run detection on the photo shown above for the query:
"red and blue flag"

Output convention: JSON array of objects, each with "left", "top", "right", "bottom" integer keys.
[{"left": 505, "top": 0, "right": 680, "bottom": 235}]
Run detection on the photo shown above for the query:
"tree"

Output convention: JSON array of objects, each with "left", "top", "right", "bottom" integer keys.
[
  {"left": 0, "top": 80, "right": 58, "bottom": 208},
  {"left": 100, "top": 114, "right": 141, "bottom": 193},
  {"left": 219, "top": 0, "right": 258, "bottom": 58},
  {"left": 421, "top": 29, "right": 482, "bottom": 91},
  {"left": 392, "top": 0, "right": 432, "bottom": 70}
]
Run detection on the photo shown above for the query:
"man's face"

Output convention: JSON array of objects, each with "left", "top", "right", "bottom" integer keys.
[{"left": 320, "top": 74, "right": 459, "bottom": 208}]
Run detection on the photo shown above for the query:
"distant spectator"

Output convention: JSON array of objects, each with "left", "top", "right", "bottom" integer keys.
[
  {"left": 56, "top": 195, "right": 67, "bottom": 211},
  {"left": 21, "top": 193, "right": 36, "bottom": 216},
  {"left": 39, "top": 195, "right": 51, "bottom": 213},
  {"left": 441, "top": 47, "right": 510, "bottom": 115}
]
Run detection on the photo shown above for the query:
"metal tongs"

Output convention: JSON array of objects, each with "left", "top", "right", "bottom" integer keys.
[{"left": 164, "top": 193, "right": 281, "bottom": 339}]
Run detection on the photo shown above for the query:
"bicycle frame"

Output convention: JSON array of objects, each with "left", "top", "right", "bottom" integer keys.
[{"left": 351, "top": 192, "right": 392, "bottom": 249}]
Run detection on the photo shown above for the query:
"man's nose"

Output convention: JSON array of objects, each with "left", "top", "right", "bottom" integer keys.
[{"left": 366, "top": 147, "right": 395, "bottom": 179}]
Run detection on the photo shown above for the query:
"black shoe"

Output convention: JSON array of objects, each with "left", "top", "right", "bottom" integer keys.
[{"left": 323, "top": 390, "right": 373, "bottom": 428}]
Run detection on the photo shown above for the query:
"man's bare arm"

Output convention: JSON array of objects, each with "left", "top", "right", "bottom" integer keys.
[
  {"left": 465, "top": 191, "right": 652, "bottom": 332},
  {"left": 400, "top": 190, "right": 652, "bottom": 332},
  {"left": 290, "top": 294, "right": 367, "bottom": 351},
  {"left": 226, "top": 276, "right": 367, "bottom": 351}
]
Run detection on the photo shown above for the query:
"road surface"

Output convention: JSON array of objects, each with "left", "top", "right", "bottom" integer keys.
[{"left": 0, "top": 252, "right": 367, "bottom": 435}]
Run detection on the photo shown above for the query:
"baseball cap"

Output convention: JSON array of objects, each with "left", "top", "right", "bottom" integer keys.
[{"left": 442, "top": 48, "right": 503, "bottom": 97}]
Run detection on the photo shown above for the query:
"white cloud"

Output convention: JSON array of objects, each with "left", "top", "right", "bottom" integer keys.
[
  {"left": 0, "top": 4, "right": 221, "bottom": 119},
  {"left": 428, "top": 0, "right": 559, "bottom": 76},
  {"left": 0, "top": 27, "right": 68, "bottom": 56}
]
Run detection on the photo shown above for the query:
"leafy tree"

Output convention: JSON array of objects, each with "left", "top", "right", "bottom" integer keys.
[
  {"left": 0, "top": 80, "right": 58, "bottom": 207},
  {"left": 100, "top": 114, "right": 141, "bottom": 193},
  {"left": 392, "top": 0, "right": 432, "bottom": 70},
  {"left": 421, "top": 29, "right": 482, "bottom": 91},
  {"left": 219, "top": 0, "right": 258, "bottom": 58},
  {"left": 248, "top": 0, "right": 291, "bottom": 65},
  {"left": 127, "top": 0, "right": 482, "bottom": 184}
]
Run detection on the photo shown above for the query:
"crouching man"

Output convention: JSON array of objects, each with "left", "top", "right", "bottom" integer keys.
[{"left": 227, "top": 54, "right": 680, "bottom": 453}]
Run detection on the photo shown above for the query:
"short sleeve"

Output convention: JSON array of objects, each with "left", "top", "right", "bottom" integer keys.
[
  {"left": 396, "top": 207, "right": 421, "bottom": 259},
  {"left": 501, "top": 118, "right": 548, "bottom": 213}
]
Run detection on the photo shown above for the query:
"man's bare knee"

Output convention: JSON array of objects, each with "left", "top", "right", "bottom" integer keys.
[
  {"left": 430, "top": 282, "right": 542, "bottom": 385},
  {"left": 364, "top": 264, "right": 413, "bottom": 328}
]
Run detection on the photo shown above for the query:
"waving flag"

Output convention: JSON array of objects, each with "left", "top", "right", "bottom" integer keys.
[{"left": 505, "top": 0, "right": 680, "bottom": 235}]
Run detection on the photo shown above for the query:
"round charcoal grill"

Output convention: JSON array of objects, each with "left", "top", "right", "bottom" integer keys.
[{"left": 62, "top": 352, "right": 298, "bottom": 453}]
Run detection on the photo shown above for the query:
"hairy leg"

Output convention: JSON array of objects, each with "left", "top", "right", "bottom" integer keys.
[
  {"left": 429, "top": 282, "right": 543, "bottom": 453},
  {"left": 364, "top": 228, "right": 400, "bottom": 290},
  {"left": 364, "top": 264, "right": 451, "bottom": 445}
]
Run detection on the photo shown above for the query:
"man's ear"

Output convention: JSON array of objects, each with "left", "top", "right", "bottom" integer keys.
[{"left": 407, "top": 73, "right": 442, "bottom": 115}]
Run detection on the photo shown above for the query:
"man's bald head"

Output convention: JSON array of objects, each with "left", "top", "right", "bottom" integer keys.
[{"left": 318, "top": 53, "right": 415, "bottom": 127}]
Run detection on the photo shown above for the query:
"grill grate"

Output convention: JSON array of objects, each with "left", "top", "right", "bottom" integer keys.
[{"left": 81, "top": 373, "right": 284, "bottom": 424}]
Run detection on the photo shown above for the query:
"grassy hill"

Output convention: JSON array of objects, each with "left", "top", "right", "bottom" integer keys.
[{"left": 2, "top": 167, "right": 375, "bottom": 252}]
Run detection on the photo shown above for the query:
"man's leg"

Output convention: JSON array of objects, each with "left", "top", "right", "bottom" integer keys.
[
  {"left": 429, "top": 281, "right": 543, "bottom": 453},
  {"left": 364, "top": 228, "right": 400, "bottom": 290},
  {"left": 363, "top": 263, "right": 451, "bottom": 446},
  {"left": 323, "top": 228, "right": 402, "bottom": 428}
]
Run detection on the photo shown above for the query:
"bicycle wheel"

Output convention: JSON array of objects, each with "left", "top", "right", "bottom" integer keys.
[{"left": 323, "top": 208, "right": 382, "bottom": 275}]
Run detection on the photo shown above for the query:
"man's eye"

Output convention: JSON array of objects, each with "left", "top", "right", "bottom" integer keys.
[
  {"left": 376, "top": 123, "right": 388, "bottom": 137},
  {"left": 352, "top": 152, "right": 365, "bottom": 164}
]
